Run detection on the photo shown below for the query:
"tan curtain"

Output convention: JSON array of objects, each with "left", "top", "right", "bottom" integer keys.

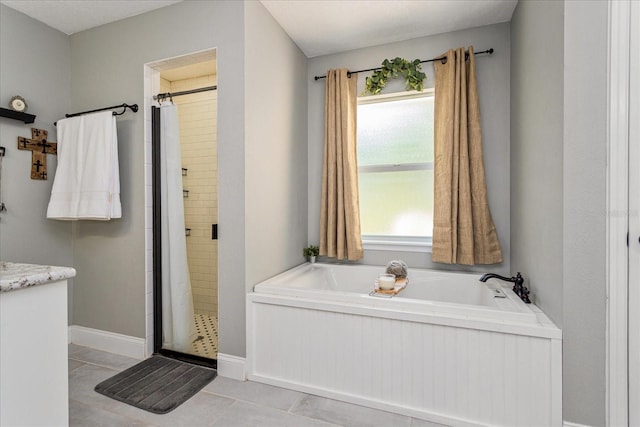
[
  {"left": 319, "top": 69, "right": 363, "bottom": 261},
  {"left": 432, "top": 47, "right": 503, "bottom": 265}
]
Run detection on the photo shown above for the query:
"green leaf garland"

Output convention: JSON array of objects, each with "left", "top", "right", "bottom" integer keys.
[{"left": 363, "top": 57, "right": 426, "bottom": 95}]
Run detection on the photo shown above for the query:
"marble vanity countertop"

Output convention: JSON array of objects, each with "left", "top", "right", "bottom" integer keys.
[{"left": 0, "top": 262, "right": 76, "bottom": 293}]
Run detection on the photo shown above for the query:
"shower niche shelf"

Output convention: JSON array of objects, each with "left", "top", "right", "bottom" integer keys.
[{"left": 0, "top": 107, "right": 36, "bottom": 124}]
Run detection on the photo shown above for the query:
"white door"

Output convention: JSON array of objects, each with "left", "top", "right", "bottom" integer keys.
[{"left": 629, "top": 0, "right": 640, "bottom": 423}]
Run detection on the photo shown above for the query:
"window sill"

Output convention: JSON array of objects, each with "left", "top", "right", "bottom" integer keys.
[{"left": 362, "top": 239, "right": 432, "bottom": 253}]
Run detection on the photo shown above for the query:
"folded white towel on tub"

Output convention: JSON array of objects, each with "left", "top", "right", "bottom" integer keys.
[{"left": 47, "top": 111, "right": 121, "bottom": 220}]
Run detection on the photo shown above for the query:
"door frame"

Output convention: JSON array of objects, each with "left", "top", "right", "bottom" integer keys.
[
  {"left": 627, "top": 0, "right": 640, "bottom": 423},
  {"left": 606, "top": 0, "right": 633, "bottom": 425}
]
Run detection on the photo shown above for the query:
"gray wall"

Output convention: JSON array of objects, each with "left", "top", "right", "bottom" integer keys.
[
  {"left": 307, "top": 23, "right": 511, "bottom": 275},
  {"left": 69, "top": 1, "right": 246, "bottom": 349},
  {"left": 563, "top": 1, "right": 608, "bottom": 425},
  {"left": 0, "top": 4, "right": 74, "bottom": 319},
  {"left": 244, "top": 0, "right": 309, "bottom": 290},
  {"left": 511, "top": 1, "right": 608, "bottom": 424},
  {"left": 510, "top": 1, "right": 564, "bottom": 326}
]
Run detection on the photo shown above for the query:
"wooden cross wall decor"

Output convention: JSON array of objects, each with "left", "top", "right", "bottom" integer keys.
[{"left": 17, "top": 128, "right": 57, "bottom": 180}]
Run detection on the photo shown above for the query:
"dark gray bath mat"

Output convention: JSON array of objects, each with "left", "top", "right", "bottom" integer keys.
[{"left": 94, "top": 355, "right": 217, "bottom": 414}]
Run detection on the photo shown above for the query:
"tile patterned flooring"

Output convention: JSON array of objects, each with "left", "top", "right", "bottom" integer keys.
[
  {"left": 192, "top": 313, "right": 217, "bottom": 359},
  {"left": 68, "top": 344, "right": 449, "bottom": 427}
]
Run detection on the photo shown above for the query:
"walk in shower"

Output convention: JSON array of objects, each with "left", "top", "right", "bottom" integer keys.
[{"left": 150, "top": 52, "right": 218, "bottom": 366}]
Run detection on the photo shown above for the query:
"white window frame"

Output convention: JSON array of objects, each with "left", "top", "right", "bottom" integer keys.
[{"left": 357, "top": 89, "right": 435, "bottom": 253}]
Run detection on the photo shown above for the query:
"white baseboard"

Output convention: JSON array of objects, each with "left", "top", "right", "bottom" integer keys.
[
  {"left": 217, "top": 353, "right": 246, "bottom": 380},
  {"left": 69, "top": 325, "right": 146, "bottom": 360},
  {"left": 564, "top": 422, "right": 593, "bottom": 427}
]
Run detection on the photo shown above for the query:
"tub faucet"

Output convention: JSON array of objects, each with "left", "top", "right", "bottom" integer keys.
[{"left": 479, "top": 272, "right": 531, "bottom": 304}]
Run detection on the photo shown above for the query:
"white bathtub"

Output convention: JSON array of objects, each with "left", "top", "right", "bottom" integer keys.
[
  {"left": 247, "top": 263, "right": 562, "bottom": 427},
  {"left": 253, "top": 263, "right": 539, "bottom": 324}
]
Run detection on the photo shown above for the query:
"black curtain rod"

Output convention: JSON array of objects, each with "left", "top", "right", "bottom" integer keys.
[
  {"left": 65, "top": 103, "right": 139, "bottom": 118},
  {"left": 313, "top": 48, "right": 494, "bottom": 81},
  {"left": 154, "top": 85, "right": 217, "bottom": 101},
  {"left": 55, "top": 103, "right": 138, "bottom": 125}
]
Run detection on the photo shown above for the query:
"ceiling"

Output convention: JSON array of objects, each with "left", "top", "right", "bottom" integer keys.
[
  {"left": 260, "top": 0, "right": 517, "bottom": 57},
  {"left": 0, "top": 1, "right": 182, "bottom": 35},
  {"left": 160, "top": 59, "right": 217, "bottom": 81},
  {"left": 0, "top": 0, "right": 517, "bottom": 58}
]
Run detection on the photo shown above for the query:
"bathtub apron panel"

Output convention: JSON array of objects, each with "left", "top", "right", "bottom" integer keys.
[{"left": 246, "top": 263, "right": 562, "bottom": 427}]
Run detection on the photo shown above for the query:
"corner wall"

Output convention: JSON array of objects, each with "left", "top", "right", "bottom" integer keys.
[
  {"left": 0, "top": 4, "right": 73, "bottom": 321},
  {"left": 243, "top": 0, "right": 309, "bottom": 354},
  {"left": 511, "top": 2, "right": 609, "bottom": 423},
  {"left": 510, "top": 0, "right": 564, "bottom": 326},
  {"left": 563, "top": 1, "right": 608, "bottom": 425}
]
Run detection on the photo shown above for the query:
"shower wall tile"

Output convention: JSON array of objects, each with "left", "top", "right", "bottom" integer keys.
[
  {"left": 145, "top": 290, "right": 153, "bottom": 319},
  {"left": 145, "top": 141, "right": 152, "bottom": 164},
  {"left": 145, "top": 207, "right": 153, "bottom": 234},
  {"left": 160, "top": 77, "right": 171, "bottom": 93},
  {"left": 144, "top": 249, "right": 153, "bottom": 279}
]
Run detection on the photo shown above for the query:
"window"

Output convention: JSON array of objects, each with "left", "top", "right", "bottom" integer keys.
[{"left": 357, "top": 90, "right": 434, "bottom": 251}]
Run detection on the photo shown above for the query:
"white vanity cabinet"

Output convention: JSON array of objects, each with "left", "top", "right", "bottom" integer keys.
[{"left": 0, "top": 262, "right": 75, "bottom": 427}]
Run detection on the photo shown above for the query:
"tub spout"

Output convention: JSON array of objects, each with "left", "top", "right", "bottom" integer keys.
[
  {"left": 480, "top": 272, "right": 531, "bottom": 304},
  {"left": 479, "top": 273, "right": 512, "bottom": 283}
]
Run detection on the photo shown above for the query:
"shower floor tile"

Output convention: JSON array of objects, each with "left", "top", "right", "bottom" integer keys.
[{"left": 192, "top": 313, "right": 217, "bottom": 359}]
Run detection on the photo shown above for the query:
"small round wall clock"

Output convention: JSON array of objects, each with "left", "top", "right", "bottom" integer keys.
[{"left": 8, "top": 95, "right": 27, "bottom": 112}]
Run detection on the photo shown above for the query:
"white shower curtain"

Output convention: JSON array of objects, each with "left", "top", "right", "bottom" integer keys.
[{"left": 160, "top": 104, "right": 197, "bottom": 352}]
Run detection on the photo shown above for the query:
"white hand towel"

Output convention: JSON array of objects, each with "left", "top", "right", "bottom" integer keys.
[{"left": 47, "top": 111, "right": 122, "bottom": 220}]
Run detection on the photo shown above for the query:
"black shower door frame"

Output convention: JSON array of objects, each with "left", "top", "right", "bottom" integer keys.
[{"left": 151, "top": 105, "right": 217, "bottom": 369}]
